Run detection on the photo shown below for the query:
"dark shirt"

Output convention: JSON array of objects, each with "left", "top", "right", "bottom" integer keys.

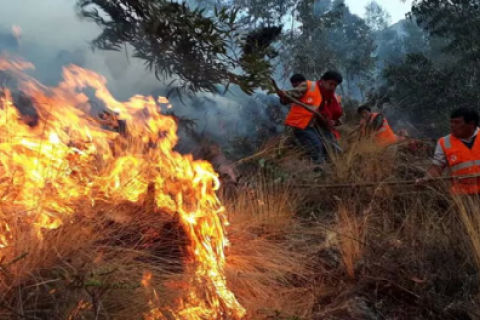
[
  {"left": 370, "top": 114, "right": 384, "bottom": 131},
  {"left": 463, "top": 135, "right": 477, "bottom": 149}
]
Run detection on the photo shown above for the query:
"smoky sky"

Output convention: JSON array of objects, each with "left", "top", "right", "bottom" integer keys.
[{"left": 0, "top": 0, "right": 284, "bottom": 148}]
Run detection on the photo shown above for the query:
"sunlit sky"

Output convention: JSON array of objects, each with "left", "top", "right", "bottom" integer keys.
[{"left": 346, "top": 0, "right": 414, "bottom": 24}]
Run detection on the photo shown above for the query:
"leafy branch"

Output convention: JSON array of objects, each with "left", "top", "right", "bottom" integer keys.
[{"left": 77, "top": 0, "right": 282, "bottom": 96}]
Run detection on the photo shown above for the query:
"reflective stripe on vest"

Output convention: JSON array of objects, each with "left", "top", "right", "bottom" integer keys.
[
  {"left": 450, "top": 160, "right": 480, "bottom": 173},
  {"left": 443, "top": 134, "right": 452, "bottom": 149}
]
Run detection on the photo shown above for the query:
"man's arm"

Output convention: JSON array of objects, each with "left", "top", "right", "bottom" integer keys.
[
  {"left": 416, "top": 141, "right": 446, "bottom": 184},
  {"left": 278, "top": 82, "right": 308, "bottom": 105},
  {"left": 425, "top": 164, "right": 444, "bottom": 178}
]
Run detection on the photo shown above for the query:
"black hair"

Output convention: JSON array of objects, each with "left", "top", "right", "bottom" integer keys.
[
  {"left": 290, "top": 74, "right": 306, "bottom": 83},
  {"left": 357, "top": 105, "right": 371, "bottom": 114},
  {"left": 450, "top": 108, "right": 480, "bottom": 126},
  {"left": 321, "top": 70, "right": 343, "bottom": 84}
]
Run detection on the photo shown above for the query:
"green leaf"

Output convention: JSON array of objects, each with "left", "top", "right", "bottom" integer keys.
[{"left": 258, "top": 158, "right": 266, "bottom": 168}]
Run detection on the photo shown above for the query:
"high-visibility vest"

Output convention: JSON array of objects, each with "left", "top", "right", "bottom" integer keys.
[
  {"left": 284, "top": 80, "right": 323, "bottom": 129},
  {"left": 439, "top": 131, "right": 480, "bottom": 194},
  {"left": 368, "top": 113, "right": 397, "bottom": 147}
]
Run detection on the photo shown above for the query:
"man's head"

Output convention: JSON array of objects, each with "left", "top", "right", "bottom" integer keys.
[
  {"left": 290, "top": 74, "right": 306, "bottom": 88},
  {"left": 357, "top": 105, "right": 372, "bottom": 121},
  {"left": 450, "top": 108, "right": 479, "bottom": 139},
  {"left": 318, "top": 71, "right": 343, "bottom": 92}
]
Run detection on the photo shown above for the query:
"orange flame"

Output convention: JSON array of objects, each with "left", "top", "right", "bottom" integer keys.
[{"left": 0, "top": 55, "right": 245, "bottom": 319}]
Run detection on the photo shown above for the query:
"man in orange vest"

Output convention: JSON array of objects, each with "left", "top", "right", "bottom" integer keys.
[
  {"left": 357, "top": 105, "right": 397, "bottom": 147},
  {"left": 416, "top": 108, "right": 480, "bottom": 195},
  {"left": 277, "top": 72, "right": 343, "bottom": 167}
]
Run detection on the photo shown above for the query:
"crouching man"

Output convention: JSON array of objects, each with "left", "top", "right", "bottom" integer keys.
[{"left": 416, "top": 108, "right": 480, "bottom": 196}]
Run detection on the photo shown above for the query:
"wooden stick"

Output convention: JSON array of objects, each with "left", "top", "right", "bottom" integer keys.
[{"left": 292, "top": 174, "right": 480, "bottom": 189}]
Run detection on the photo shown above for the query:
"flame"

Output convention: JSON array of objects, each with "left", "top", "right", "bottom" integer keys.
[{"left": 0, "top": 55, "right": 245, "bottom": 319}]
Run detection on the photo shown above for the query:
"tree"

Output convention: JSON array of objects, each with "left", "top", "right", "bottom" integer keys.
[
  {"left": 376, "top": 52, "right": 480, "bottom": 135},
  {"left": 279, "top": 0, "right": 342, "bottom": 80},
  {"left": 402, "top": 19, "right": 428, "bottom": 55},
  {"left": 376, "top": 27, "right": 404, "bottom": 67},
  {"left": 77, "top": 0, "right": 282, "bottom": 96},
  {"left": 232, "top": 0, "right": 296, "bottom": 28},
  {"left": 364, "top": 1, "right": 391, "bottom": 33},
  {"left": 412, "top": 0, "right": 480, "bottom": 64},
  {"left": 326, "top": 2, "right": 376, "bottom": 97}
]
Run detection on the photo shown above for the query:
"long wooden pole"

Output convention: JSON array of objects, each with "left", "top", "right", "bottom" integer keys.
[{"left": 292, "top": 174, "right": 480, "bottom": 189}]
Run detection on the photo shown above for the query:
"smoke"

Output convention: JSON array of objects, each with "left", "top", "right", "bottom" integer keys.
[{"left": 0, "top": 0, "right": 283, "bottom": 155}]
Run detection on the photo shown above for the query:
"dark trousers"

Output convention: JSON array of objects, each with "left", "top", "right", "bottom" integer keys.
[{"left": 292, "top": 126, "right": 340, "bottom": 165}]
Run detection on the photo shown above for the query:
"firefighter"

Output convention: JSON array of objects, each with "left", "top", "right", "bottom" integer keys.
[
  {"left": 357, "top": 105, "right": 397, "bottom": 147},
  {"left": 276, "top": 71, "right": 343, "bottom": 167},
  {"left": 416, "top": 108, "right": 480, "bottom": 195}
]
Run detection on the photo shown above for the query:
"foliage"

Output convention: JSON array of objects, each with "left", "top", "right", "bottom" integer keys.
[
  {"left": 77, "top": 0, "right": 281, "bottom": 96},
  {"left": 280, "top": 0, "right": 344, "bottom": 80},
  {"left": 364, "top": 0, "right": 391, "bottom": 32},
  {"left": 412, "top": 0, "right": 480, "bottom": 63},
  {"left": 364, "top": 0, "right": 480, "bottom": 137},
  {"left": 371, "top": 53, "right": 466, "bottom": 135},
  {"left": 232, "top": 0, "right": 296, "bottom": 27},
  {"left": 332, "top": 5, "right": 376, "bottom": 97}
]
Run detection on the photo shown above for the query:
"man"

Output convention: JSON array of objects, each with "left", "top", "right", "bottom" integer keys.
[
  {"left": 277, "top": 71, "right": 343, "bottom": 166},
  {"left": 416, "top": 108, "right": 480, "bottom": 195},
  {"left": 357, "top": 105, "right": 397, "bottom": 147}
]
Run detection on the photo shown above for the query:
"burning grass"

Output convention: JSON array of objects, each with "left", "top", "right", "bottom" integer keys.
[
  {"left": 0, "top": 55, "right": 248, "bottom": 319},
  {"left": 0, "top": 55, "right": 322, "bottom": 320}
]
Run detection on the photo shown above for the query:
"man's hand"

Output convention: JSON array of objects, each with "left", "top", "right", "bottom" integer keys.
[
  {"left": 417, "top": 165, "right": 443, "bottom": 186},
  {"left": 218, "top": 164, "right": 237, "bottom": 183},
  {"left": 415, "top": 177, "right": 432, "bottom": 186}
]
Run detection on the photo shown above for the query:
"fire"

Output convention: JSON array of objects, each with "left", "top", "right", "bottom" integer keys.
[{"left": 0, "top": 55, "right": 245, "bottom": 319}]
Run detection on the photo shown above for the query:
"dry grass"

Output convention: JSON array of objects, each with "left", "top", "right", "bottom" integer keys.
[
  {"left": 453, "top": 196, "right": 480, "bottom": 276},
  {"left": 232, "top": 132, "right": 480, "bottom": 319},
  {"left": 2, "top": 126, "right": 480, "bottom": 320},
  {"left": 224, "top": 174, "right": 317, "bottom": 319},
  {"left": 336, "top": 204, "right": 368, "bottom": 279},
  {"left": 0, "top": 201, "right": 183, "bottom": 319}
]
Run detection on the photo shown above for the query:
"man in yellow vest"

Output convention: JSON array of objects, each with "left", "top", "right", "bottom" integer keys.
[
  {"left": 416, "top": 108, "right": 480, "bottom": 195},
  {"left": 357, "top": 105, "right": 397, "bottom": 147},
  {"left": 277, "top": 72, "right": 343, "bottom": 167}
]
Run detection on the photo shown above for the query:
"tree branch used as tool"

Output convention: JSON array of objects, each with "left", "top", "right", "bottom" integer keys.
[
  {"left": 293, "top": 173, "right": 480, "bottom": 189},
  {"left": 270, "top": 78, "right": 328, "bottom": 127}
]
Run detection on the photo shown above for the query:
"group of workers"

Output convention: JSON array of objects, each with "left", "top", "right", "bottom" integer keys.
[
  {"left": 277, "top": 72, "right": 480, "bottom": 196},
  {"left": 87, "top": 71, "right": 480, "bottom": 196}
]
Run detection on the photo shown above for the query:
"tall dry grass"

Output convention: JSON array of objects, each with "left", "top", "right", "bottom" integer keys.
[
  {"left": 0, "top": 200, "right": 183, "bottom": 319},
  {"left": 2, "top": 124, "right": 480, "bottom": 320},
  {"left": 235, "top": 131, "right": 480, "bottom": 319},
  {"left": 223, "top": 174, "right": 318, "bottom": 319}
]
